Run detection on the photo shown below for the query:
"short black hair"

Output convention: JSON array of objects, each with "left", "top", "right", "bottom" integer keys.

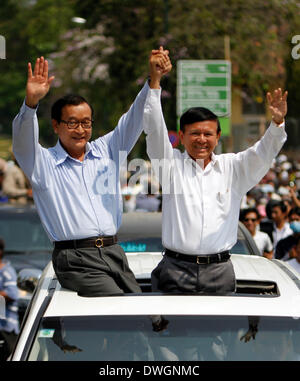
[
  {"left": 179, "top": 107, "right": 221, "bottom": 133},
  {"left": 289, "top": 207, "right": 300, "bottom": 217},
  {"left": 239, "top": 207, "right": 261, "bottom": 221},
  {"left": 271, "top": 200, "right": 288, "bottom": 214},
  {"left": 51, "top": 94, "right": 93, "bottom": 123}
]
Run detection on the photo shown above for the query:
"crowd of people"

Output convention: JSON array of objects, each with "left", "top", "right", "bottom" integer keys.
[
  {"left": 239, "top": 154, "right": 300, "bottom": 267},
  {"left": 0, "top": 156, "right": 32, "bottom": 205},
  {"left": 122, "top": 154, "right": 300, "bottom": 271}
]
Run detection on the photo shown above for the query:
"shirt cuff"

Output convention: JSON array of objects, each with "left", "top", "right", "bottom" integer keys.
[
  {"left": 21, "top": 99, "right": 39, "bottom": 116},
  {"left": 148, "top": 85, "right": 162, "bottom": 100},
  {"left": 269, "top": 119, "right": 286, "bottom": 136}
]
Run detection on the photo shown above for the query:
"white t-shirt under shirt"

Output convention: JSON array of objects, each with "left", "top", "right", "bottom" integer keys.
[{"left": 253, "top": 230, "right": 273, "bottom": 256}]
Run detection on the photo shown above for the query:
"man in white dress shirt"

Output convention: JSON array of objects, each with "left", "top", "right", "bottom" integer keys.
[{"left": 145, "top": 47, "right": 288, "bottom": 294}]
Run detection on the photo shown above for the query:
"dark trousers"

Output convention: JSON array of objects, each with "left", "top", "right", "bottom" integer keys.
[
  {"left": 151, "top": 254, "right": 236, "bottom": 294},
  {"left": 52, "top": 244, "right": 141, "bottom": 296}
]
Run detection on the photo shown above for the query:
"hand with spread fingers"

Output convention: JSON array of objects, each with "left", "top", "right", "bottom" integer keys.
[
  {"left": 267, "top": 88, "right": 288, "bottom": 125},
  {"left": 149, "top": 46, "right": 172, "bottom": 89},
  {"left": 26, "top": 56, "right": 55, "bottom": 108}
]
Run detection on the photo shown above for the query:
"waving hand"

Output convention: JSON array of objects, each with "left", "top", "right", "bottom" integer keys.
[
  {"left": 26, "top": 56, "right": 55, "bottom": 108},
  {"left": 267, "top": 88, "right": 288, "bottom": 125}
]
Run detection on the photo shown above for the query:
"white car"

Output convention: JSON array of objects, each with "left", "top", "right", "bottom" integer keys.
[{"left": 10, "top": 253, "right": 300, "bottom": 361}]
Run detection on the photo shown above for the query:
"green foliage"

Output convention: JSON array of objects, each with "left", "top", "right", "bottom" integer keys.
[
  {"left": 0, "top": 0, "right": 75, "bottom": 141},
  {"left": 0, "top": 0, "right": 299, "bottom": 157}
]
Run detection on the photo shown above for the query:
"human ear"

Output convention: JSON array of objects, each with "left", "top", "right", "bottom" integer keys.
[{"left": 52, "top": 119, "right": 59, "bottom": 134}]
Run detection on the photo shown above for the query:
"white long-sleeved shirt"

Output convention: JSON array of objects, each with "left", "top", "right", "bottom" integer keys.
[{"left": 144, "top": 88, "right": 287, "bottom": 255}]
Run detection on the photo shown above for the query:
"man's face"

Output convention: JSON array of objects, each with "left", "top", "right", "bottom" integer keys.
[
  {"left": 289, "top": 213, "right": 300, "bottom": 222},
  {"left": 271, "top": 206, "right": 285, "bottom": 224},
  {"left": 178, "top": 120, "right": 221, "bottom": 166},
  {"left": 243, "top": 212, "right": 259, "bottom": 235},
  {"left": 52, "top": 102, "right": 92, "bottom": 160}
]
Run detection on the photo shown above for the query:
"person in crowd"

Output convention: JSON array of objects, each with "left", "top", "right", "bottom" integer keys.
[
  {"left": 0, "top": 158, "right": 8, "bottom": 203},
  {"left": 2, "top": 155, "right": 32, "bottom": 204},
  {"left": 144, "top": 47, "right": 287, "bottom": 294},
  {"left": 289, "top": 184, "right": 300, "bottom": 208},
  {"left": 0, "top": 238, "right": 19, "bottom": 361},
  {"left": 275, "top": 207, "right": 300, "bottom": 260},
  {"left": 240, "top": 208, "right": 273, "bottom": 258},
  {"left": 12, "top": 52, "right": 171, "bottom": 297},
  {"left": 268, "top": 200, "right": 293, "bottom": 249},
  {"left": 286, "top": 235, "right": 300, "bottom": 274}
]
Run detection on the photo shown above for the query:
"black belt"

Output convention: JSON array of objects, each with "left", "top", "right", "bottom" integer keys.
[
  {"left": 54, "top": 235, "right": 118, "bottom": 250},
  {"left": 164, "top": 249, "right": 230, "bottom": 264}
]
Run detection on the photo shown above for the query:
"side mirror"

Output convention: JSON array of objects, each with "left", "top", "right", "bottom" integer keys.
[{"left": 17, "top": 268, "right": 42, "bottom": 293}]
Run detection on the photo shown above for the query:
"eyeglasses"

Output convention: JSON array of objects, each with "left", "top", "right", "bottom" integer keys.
[
  {"left": 244, "top": 218, "right": 257, "bottom": 222},
  {"left": 60, "top": 119, "right": 93, "bottom": 129}
]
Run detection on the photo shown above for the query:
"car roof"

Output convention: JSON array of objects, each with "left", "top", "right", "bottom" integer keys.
[{"left": 31, "top": 254, "right": 300, "bottom": 319}]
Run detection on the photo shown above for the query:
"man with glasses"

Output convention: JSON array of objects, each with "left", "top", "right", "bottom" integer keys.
[
  {"left": 12, "top": 54, "right": 171, "bottom": 296},
  {"left": 240, "top": 208, "right": 273, "bottom": 258}
]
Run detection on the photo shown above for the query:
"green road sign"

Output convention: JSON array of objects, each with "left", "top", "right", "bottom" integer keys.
[{"left": 177, "top": 60, "right": 231, "bottom": 135}]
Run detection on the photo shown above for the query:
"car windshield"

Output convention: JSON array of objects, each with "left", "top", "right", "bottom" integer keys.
[
  {"left": 28, "top": 315, "right": 300, "bottom": 361},
  {"left": 0, "top": 212, "right": 52, "bottom": 252}
]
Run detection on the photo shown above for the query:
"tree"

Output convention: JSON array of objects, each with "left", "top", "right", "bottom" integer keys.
[
  {"left": 0, "top": 0, "right": 299, "bottom": 156},
  {"left": 0, "top": 0, "right": 75, "bottom": 146}
]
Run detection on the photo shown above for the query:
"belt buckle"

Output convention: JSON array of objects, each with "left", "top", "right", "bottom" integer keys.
[
  {"left": 196, "top": 256, "right": 209, "bottom": 265},
  {"left": 196, "top": 255, "right": 210, "bottom": 265},
  {"left": 95, "top": 238, "right": 104, "bottom": 248}
]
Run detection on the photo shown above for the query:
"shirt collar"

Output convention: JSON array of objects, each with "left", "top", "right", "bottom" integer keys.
[
  {"left": 53, "top": 140, "right": 101, "bottom": 165},
  {"left": 183, "top": 150, "right": 222, "bottom": 172}
]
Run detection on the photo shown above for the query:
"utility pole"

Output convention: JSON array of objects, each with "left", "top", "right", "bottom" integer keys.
[{"left": 224, "top": 35, "right": 233, "bottom": 152}]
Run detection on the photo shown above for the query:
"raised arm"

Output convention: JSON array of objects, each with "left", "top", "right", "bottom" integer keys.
[
  {"left": 13, "top": 57, "right": 54, "bottom": 179},
  {"left": 106, "top": 47, "right": 172, "bottom": 161},
  {"left": 233, "top": 87, "right": 288, "bottom": 195},
  {"left": 26, "top": 56, "right": 55, "bottom": 108},
  {"left": 144, "top": 47, "right": 173, "bottom": 163}
]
